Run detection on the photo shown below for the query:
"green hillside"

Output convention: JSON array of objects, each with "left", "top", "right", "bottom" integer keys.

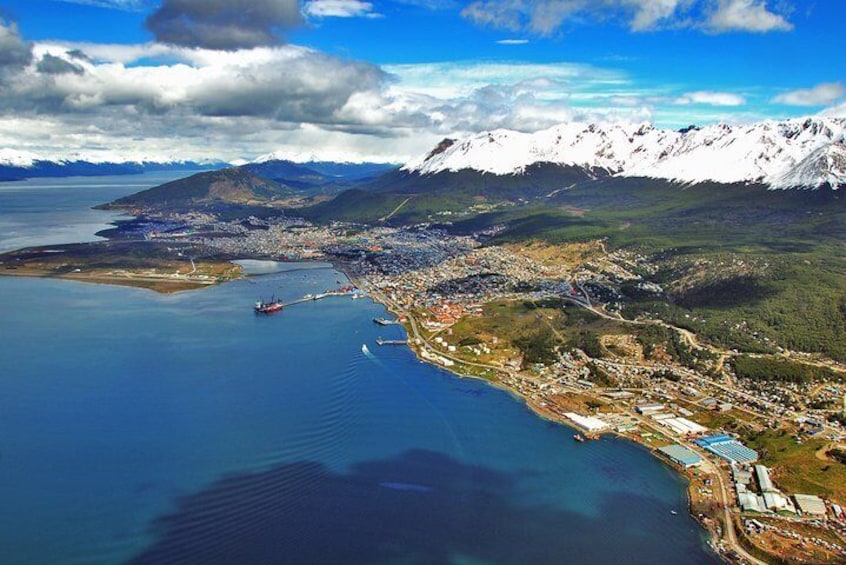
[{"left": 99, "top": 168, "right": 294, "bottom": 211}]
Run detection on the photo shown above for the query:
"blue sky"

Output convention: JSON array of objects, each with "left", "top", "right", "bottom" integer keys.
[{"left": 0, "top": 0, "right": 843, "bottom": 162}]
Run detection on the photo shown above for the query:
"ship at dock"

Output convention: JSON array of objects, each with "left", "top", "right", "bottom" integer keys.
[
  {"left": 254, "top": 297, "right": 283, "bottom": 314},
  {"left": 373, "top": 317, "right": 400, "bottom": 326}
]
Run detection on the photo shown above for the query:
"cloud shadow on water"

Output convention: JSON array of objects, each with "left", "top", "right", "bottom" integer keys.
[{"left": 128, "top": 449, "right": 718, "bottom": 564}]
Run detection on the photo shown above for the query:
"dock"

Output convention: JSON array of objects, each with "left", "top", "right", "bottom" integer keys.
[
  {"left": 376, "top": 338, "right": 408, "bottom": 346},
  {"left": 278, "top": 290, "right": 357, "bottom": 309},
  {"left": 373, "top": 317, "right": 401, "bottom": 326}
]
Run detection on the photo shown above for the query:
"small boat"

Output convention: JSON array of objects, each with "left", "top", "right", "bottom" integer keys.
[
  {"left": 573, "top": 433, "right": 585, "bottom": 443},
  {"left": 670, "top": 510, "right": 678, "bottom": 515}
]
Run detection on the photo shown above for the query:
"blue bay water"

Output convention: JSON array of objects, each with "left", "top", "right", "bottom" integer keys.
[
  {"left": 0, "top": 177, "right": 718, "bottom": 564},
  {"left": 0, "top": 172, "right": 199, "bottom": 252}
]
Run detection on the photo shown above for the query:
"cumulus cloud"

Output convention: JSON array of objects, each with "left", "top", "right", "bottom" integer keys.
[
  {"left": 2, "top": 43, "right": 388, "bottom": 126},
  {"left": 0, "top": 20, "right": 33, "bottom": 70},
  {"left": 703, "top": 0, "right": 793, "bottom": 33},
  {"left": 37, "top": 53, "right": 85, "bottom": 75},
  {"left": 773, "top": 82, "right": 845, "bottom": 106},
  {"left": 0, "top": 39, "right": 661, "bottom": 162},
  {"left": 675, "top": 91, "right": 746, "bottom": 106},
  {"left": 303, "top": 0, "right": 380, "bottom": 18},
  {"left": 461, "top": 0, "right": 793, "bottom": 35},
  {"left": 145, "top": 0, "right": 303, "bottom": 50},
  {"left": 66, "top": 49, "right": 94, "bottom": 63},
  {"left": 0, "top": 15, "right": 812, "bottom": 164}
]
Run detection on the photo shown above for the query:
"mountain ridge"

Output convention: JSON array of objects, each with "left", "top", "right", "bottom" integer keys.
[
  {"left": 404, "top": 117, "right": 846, "bottom": 189},
  {"left": 99, "top": 168, "right": 292, "bottom": 211},
  {"left": 0, "top": 154, "right": 226, "bottom": 181}
]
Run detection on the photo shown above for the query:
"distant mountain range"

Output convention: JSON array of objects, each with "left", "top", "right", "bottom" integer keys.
[
  {"left": 94, "top": 115, "right": 846, "bottom": 220},
  {"left": 241, "top": 159, "right": 396, "bottom": 191},
  {"left": 404, "top": 117, "right": 846, "bottom": 189},
  {"left": 0, "top": 154, "right": 227, "bottom": 181},
  {"left": 97, "top": 158, "right": 399, "bottom": 212}
]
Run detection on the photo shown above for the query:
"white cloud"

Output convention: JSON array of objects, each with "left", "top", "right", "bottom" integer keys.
[
  {"left": 704, "top": 0, "right": 793, "bottom": 33},
  {"left": 676, "top": 91, "right": 746, "bottom": 106},
  {"left": 627, "top": 0, "right": 688, "bottom": 32},
  {"left": 0, "top": 20, "right": 819, "bottom": 165},
  {"left": 0, "top": 20, "right": 33, "bottom": 71},
  {"left": 773, "top": 82, "right": 845, "bottom": 106},
  {"left": 51, "top": 0, "right": 151, "bottom": 10},
  {"left": 461, "top": 0, "right": 793, "bottom": 35},
  {"left": 0, "top": 47, "right": 663, "bottom": 162},
  {"left": 303, "top": 0, "right": 381, "bottom": 18},
  {"left": 496, "top": 39, "right": 529, "bottom": 45},
  {"left": 819, "top": 101, "right": 846, "bottom": 118}
]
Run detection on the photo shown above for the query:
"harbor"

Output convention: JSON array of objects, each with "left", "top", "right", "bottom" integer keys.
[{"left": 255, "top": 285, "right": 360, "bottom": 312}]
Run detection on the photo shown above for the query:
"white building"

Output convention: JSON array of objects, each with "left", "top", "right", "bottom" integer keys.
[
  {"left": 794, "top": 494, "right": 827, "bottom": 517},
  {"left": 564, "top": 412, "right": 609, "bottom": 433}
]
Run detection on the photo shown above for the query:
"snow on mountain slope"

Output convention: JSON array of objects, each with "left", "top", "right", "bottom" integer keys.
[
  {"left": 404, "top": 117, "right": 846, "bottom": 189},
  {"left": 0, "top": 148, "right": 40, "bottom": 168}
]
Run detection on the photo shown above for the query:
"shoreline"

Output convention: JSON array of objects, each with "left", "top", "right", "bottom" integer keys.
[
  {"left": 0, "top": 240, "right": 243, "bottom": 294},
  {"left": 0, "top": 251, "right": 780, "bottom": 563},
  {"left": 334, "top": 260, "right": 757, "bottom": 564}
]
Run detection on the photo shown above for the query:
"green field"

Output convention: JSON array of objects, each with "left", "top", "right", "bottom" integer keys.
[{"left": 743, "top": 429, "right": 846, "bottom": 504}]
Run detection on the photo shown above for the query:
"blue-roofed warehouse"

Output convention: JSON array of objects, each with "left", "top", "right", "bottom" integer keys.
[
  {"left": 658, "top": 444, "right": 703, "bottom": 468},
  {"left": 694, "top": 435, "right": 758, "bottom": 465}
]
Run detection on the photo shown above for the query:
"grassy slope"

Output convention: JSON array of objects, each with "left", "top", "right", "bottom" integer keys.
[
  {"left": 102, "top": 168, "right": 293, "bottom": 210},
  {"left": 446, "top": 179, "right": 846, "bottom": 361}
]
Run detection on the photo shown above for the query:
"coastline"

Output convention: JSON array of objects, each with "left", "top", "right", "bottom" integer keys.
[
  {"left": 0, "top": 240, "right": 243, "bottom": 294},
  {"left": 334, "top": 260, "right": 757, "bottom": 564},
  {"left": 0, "top": 249, "right": 778, "bottom": 563}
]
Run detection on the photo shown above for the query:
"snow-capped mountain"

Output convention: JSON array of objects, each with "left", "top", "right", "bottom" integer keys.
[
  {"left": 0, "top": 149, "right": 225, "bottom": 181},
  {"left": 0, "top": 148, "right": 40, "bottom": 168},
  {"left": 404, "top": 117, "right": 846, "bottom": 189}
]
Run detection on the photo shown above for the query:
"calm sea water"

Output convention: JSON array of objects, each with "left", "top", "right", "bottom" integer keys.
[
  {"left": 0, "top": 176, "right": 718, "bottom": 564},
  {"left": 0, "top": 172, "right": 198, "bottom": 252}
]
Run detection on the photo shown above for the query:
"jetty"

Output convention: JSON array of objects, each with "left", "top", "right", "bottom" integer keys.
[
  {"left": 373, "top": 317, "right": 401, "bottom": 326},
  {"left": 273, "top": 288, "right": 358, "bottom": 310},
  {"left": 376, "top": 338, "right": 408, "bottom": 346}
]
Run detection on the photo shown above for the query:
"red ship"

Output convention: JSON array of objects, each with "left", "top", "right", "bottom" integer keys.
[{"left": 254, "top": 297, "right": 283, "bottom": 314}]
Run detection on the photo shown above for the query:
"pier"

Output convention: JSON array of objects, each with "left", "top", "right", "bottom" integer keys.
[
  {"left": 376, "top": 338, "right": 408, "bottom": 346},
  {"left": 255, "top": 290, "right": 356, "bottom": 310},
  {"left": 270, "top": 290, "right": 359, "bottom": 310},
  {"left": 373, "top": 317, "right": 402, "bottom": 326}
]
